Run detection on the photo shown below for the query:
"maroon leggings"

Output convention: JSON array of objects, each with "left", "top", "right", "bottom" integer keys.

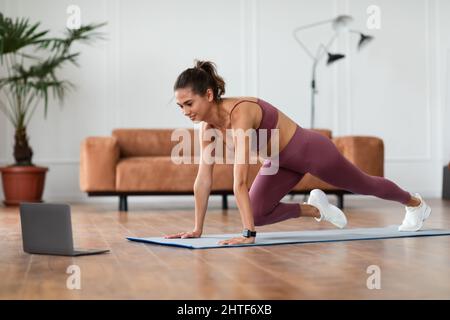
[{"left": 249, "top": 125, "right": 412, "bottom": 226}]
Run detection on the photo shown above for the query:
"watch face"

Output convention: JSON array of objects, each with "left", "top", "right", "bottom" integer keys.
[{"left": 243, "top": 229, "right": 256, "bottom": 237}]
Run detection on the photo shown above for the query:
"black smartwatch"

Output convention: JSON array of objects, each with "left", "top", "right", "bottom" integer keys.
[{"left": 242, "top": 229, "right": 257, "bottom": 238}]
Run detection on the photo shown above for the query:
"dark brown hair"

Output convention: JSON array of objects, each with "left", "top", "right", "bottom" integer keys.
[{"left": 173, "top": 60, "right": 226, "bottom": 102}]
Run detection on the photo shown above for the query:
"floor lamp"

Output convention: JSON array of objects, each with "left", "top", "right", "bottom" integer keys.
[{"left": 293, "top": 15, "right": 374, "bottom": 129}]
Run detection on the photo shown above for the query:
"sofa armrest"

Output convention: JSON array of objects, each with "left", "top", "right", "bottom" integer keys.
[
  {"left": 79, "top": 136, "right": 120, "bottom": 191},
  {"left": 332, "top": 136, "right": 384, "bottom": 177}
]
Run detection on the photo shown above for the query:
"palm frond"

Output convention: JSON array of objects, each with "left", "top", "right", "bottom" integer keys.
[
  {"left": 0, "top": 12, "right": 106, "bottom": 128},
  {"left": 0, "top": 13, "right": 49, "bottom": 59}
]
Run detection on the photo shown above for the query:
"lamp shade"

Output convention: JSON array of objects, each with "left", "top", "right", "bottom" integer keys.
[
  {"left": 327, "top": 52, "right": 345, "bottom": 65},
  {"left": 332, "top": 15, "right": 354, "bottom": 32},
  {"left": 358, "top": 33, "right": 374, "bottom": 50}
]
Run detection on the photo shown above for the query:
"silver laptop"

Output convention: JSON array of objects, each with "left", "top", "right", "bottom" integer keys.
[{"left": 20, "top": 203, "right": 110, "bottom": 256}]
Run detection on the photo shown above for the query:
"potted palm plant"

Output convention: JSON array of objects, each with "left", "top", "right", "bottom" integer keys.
[{"left": 0, "top": 13, "right": 105, "bottom": 206}]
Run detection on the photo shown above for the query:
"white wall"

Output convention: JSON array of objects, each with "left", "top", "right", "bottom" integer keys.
[{"left": 0, "top": 0, "right": 449, "bottom": 203}]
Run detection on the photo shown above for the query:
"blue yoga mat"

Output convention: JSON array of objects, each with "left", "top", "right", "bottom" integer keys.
[{"left": 126, "top": 225, "right": 450, "bottom": 249}]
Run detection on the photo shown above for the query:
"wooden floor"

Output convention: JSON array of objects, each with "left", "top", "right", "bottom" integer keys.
[{"left": 1, "top": 196, "right": 450, "bottom": 300}]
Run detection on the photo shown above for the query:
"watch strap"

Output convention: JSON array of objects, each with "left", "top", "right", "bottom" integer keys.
[{"left": 243, "top": 229, "right": 257, "bottom": 238}]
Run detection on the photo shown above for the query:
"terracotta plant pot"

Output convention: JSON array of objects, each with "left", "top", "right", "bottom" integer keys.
[{"left": 0, "top": 166, "right": 49, "bottom": 206}]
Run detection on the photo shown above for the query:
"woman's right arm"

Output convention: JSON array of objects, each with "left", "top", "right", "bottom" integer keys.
[{"left": 165, "top": 122, "right": 216, "bottom": 239}]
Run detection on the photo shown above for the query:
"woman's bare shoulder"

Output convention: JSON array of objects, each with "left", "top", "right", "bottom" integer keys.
[
  {"left": 226, "top": 96, "right": 258, "bottom": 104},
  {"left": 227, "top": 98, "right": 262, "bottom": 129}
]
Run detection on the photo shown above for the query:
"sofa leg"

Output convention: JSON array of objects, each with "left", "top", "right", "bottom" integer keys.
[
  {"left": 337, "top": 194, "right": 344, "bottom": 209},
  {"left": 303, "top": 194, "right": 308, "bottom": 203},
  {"left": 443, "top": 166, "right": 450, "bottom": 200},
  {"left": 119, "top": 195, "right": 128, "bottom": 211},
  {"left": 222, "top": 194, "right": 228, "bottom": 210}
]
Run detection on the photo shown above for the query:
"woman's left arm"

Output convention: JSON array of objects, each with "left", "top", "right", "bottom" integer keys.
[{"left": 218, "top": 105, "right": 256, "bottom": 245}]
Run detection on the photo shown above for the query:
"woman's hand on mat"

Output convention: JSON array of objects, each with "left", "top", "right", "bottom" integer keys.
[
  {"left": 218, "top": 236, "right": 255, "bottom": 245},
  {"left": 164, "top": 230, "right": 202, "bottom": 239}
]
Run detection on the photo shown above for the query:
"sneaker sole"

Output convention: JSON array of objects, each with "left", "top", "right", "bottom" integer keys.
[
  {"left": 398, "top": 205, "right": 431, "bottom": 232},
  {"left": 310, "top": 199, "right": 347, "bottom": 229},
  {"left": 308, "top": 190, "right": 347, "bottom": 229},
  {"left": 330, "top": 207, "right": 347, "bottom": 229}
]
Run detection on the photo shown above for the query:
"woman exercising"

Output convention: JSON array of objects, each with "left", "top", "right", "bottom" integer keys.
[{"left": 165, "top": 60, "right": 431, "bottom": 245}]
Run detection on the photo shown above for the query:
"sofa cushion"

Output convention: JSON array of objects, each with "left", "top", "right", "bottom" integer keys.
[
  {"left": 116, "top": 156, "right": 247, "bottom": 192},
  {"left": 111, "top": 128, "right": 331, "bottom": 159},
  {"left": 115, "top": 155, "right": 338, "bottom": 193},
  {"left": 112, "top": 128, "right": 199, "bottom": 158}
]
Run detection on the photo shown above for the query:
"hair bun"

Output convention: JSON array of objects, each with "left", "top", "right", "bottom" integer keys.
[
  {"left": 195, "top": 60, "right": 208, "bottom": 70},
  {"left": 174, "top": 59, "right": 226, "bottom": 102}
]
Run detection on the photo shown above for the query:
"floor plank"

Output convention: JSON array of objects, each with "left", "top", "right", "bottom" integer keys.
[{"left": 1, "top": 197, "right": 449, "bottom": 299}]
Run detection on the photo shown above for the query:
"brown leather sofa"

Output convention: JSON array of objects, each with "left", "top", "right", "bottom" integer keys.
[{"left": 79, "top": 128, "right": 384, "bottom": 211}]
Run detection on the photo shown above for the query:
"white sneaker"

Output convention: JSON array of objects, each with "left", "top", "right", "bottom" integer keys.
[
  {"left": 307, "top": 189, "right": 347, "bottom": 229},
  {"left": 398, "top": 193, "right": 431, "bottom": 232}
]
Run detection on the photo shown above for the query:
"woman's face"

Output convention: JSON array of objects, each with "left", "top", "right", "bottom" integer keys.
[{"left": 175, "top": 87, "right": 213, "bottom": 123}]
